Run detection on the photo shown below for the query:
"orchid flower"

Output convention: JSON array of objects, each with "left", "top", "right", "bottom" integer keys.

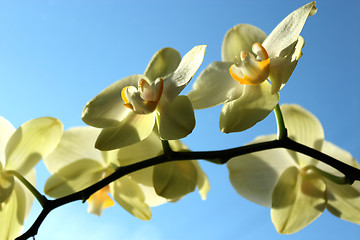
[
  {"left": 0, "top": 116, "right": 62, "bottom": 239},
  {"left": 43, "top": 127, "right": 209, "bottom": 219},
  {"left": 227, "top": 104, "right": 360, "bottom": 234},
  {"left": 188, "top": 2, "right": 316, "bottom": 133},
  {"left": 82, "top": 45, "right": 206, "bottom": 150}
]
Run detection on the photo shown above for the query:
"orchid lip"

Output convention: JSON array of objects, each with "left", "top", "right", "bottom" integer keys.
[
  {"left": 121, "top": 78, "right": 164, "bottom": 114},
  {"left": 229, "top": 43, "right": 270, "bottom": 85}
]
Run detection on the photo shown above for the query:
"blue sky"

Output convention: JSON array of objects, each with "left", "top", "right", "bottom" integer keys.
[{"left": 1, "top": 0, "right": 360, "bottom": 239}]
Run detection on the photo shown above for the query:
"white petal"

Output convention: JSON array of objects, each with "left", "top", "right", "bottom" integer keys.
[
  {"left": 157, "top": 95, "right": 195, "bottom": 140},
  {"left": 5, "top": 117, "right": 63, "bottom": 175},
  {"left": 95, "top": 111, "right": 156, "bottom": 150},
  {"left": 187, "top": 61, "right": 242, "bottom": 109},
  {"left": 44, "top": 127, "right": 104, "bottom": 174},
  {"left": 144, "top": 47, "right": 181, "bottom": 83},
  {"left": 281, "top": 104, "right": 324, "bottom": 167},
  {"left": 110, "top": 176, "right": 152, "bottom": 220},
  {"left": 221, "top": 24, "right": 267, "bottom": 62},
  {"left": 271, "top": 166, "right": 326, "bottom": 234},
  {"left": 0, "top": 116, "right": 15, "bottom": 166},
  {"left": 262, "top": 2, "right": 317, "bottom": 58},
  {"left": 82, "top": 74, "right": 145, "bottom": 128},
  {"left": 327, "top": 180, "right": 360, "bottom": 224},
  {"left": 44, "top": 159, "right": 104, "bottom": 198},
  {"left": 220, "top": 81, "right": 279, "bottom": 133},
  {"left": 317, "top": 141, "right": 359, "bottom": 177},
  {"left": 162, "top": 45, "right": 206, "bottom": 102},
  {"left": 227, "top": 135, "right": 295, "bottom": 207}
]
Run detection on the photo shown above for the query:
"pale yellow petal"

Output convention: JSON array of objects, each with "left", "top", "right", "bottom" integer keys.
[
  {"left": 222, "top": 24, "right": 267, "bottom": 62},
  {"left": 326, "top": 180, "right": 360, "bottom": 224},
  {"left": 317, "top": 140, "right": 359, "bottom": 177},
  {"left": 220, "top": 81, "right": 279, "bottom": 133},
  {"left": 110, "top": 176, "right": 152, "bottom": 220},
  {"left": 281, "top": 104, "right": 324, "bottom": 167},
  {"left": 0, "top": 116, "right": 16, "bottom": 166},
  {"left": 153, "top": 161, "right": 197, "bottom": 199},
  {"left": 187, "top": 61, "right": 242, "bottom": 109},
  {"left": 157, "top": 95, "right": 195, "bottom": 140},
  {"left": 5, "top": 117, "right": 63, "bottom": 175},
  {"left": 82, "top": 74, "right": 144, "bottom": 128},
  {"left": 162, "top": 45, "right": 206, "bottom": 102},
  {"left": 144, "top": 47, "right": 181, "bottom": 83},
  {"left": 44, "top": 159, "right": 104, "bottom": 198},
  {"left": 271, "top": 167, "right": 326, "bottom": 234},
  {"left": 95, "top": 111, "right": 156, "bottom": 150},
  {"left": 44, "top": 127, "right": 104, "bottom": 174},
  {"left": 228, "top": 135, "right": 295, "bottom": 207}
]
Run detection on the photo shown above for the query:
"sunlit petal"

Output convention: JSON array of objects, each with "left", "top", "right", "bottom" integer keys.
[
  {"left": 95, "top": 111, "right": 156, "bottom": 150},
  {"left": 5, "top": 117, "right": 63, "bottom": 175},
  {"left": 162, "top": 45, "right": 206, "bottom": 102},
  {"left": 281, "top": 104, "right": 324, "bottom": 167},
  {"left": 157, "top": 95, "right": 195, "bottom": 140},
  {"left": 44, "top": 159, "right": 104, "bottom": 198},
  {"left": 144, "top": 47, "right": 181, "bottom": 83},
  {"left": 0, "top": 117, "right": 16, "bottom": 166},
  {"left": 44, "top": 127, "right": 104, "bottom": 174},
  {"left": 220, "top": 81, "right": 279, "bottom": 133},
  {"left": 271, "top": 167, "right": 326, "bottom": 234},
  {"left": 82, "top": 74, "right": 144, "bottom": 128},
  {"left": 326, "top": 180, "right": 360, "bottom": 224},
  {"left": 187, "top": 61, "right": 242, "bottom": 109},
  {"left": 153, "top": 161, "right": 197, "bottom": 199},
  {"left": 111, "top": 176, "right": 152, "bottom": 220},
  {"left": 228, "top": 135, "right": 295, "bottom": 207},
  {"left": 221, "top": 24, "right": 267, "bottom": 62},
  {"left": 263, "top": 2, "right": 316, "bottom": 59}
]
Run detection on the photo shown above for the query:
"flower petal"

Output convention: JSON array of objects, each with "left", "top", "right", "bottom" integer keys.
[
  {"left": 263, "top": 2, "right": 316, "bottom": 59},
  {"left": 0, "top": 116, "right": 16, "bottom": 166},
  {"left": 95, "top": 111, "right": 156, "bottom": 150},
  {"left": 221, "top": 24, "right": 267, "bottom": 62},
  {"left": 187, "top": 61, "right": 242, "bottom": 109},
  {"left": 82, "top": 74, "right": 144, "bottom": 128},
  {"left": 153, "top": 161, "right": 197, "bottom": 199},
  {"left": 0, "top": 168, "right": 34, "bottom": 240},
  {"left": 326, "top": 180, "right": 360, "bottom": 224},
  {"left": 317, "top": 141, "right": 359, "bottom": 176},
  {"left": 162, "top": 45, "right": 206, "bottom": 102},
  {"left": 44, "top": 127, "right": 104, "bottom": 174},
  {"left": 281, "top": 104, "right": 324, "bottom": 166},
  {"left": 227, "top": 135, "right": 295, "bottom": 207},
  {"left": 271, "top": 166, "right": 326, "bottom": 234},
  {"left": 110, "top": 176, "right": 152, "bottom": 220},
  {"left": 157, "top": 95, "right": 195, "bottom": 140},
  {"left": 191, "top": 161, "right": 210, "bottom": 200},
  {"left": 44, "top": 159, "right": 104, "bottom": 198},
  {"left": 269, "top": 36, "right": 305, "bottom": 93},
  {"left": 5, "top": 117, "right": 63, "bottom": 175},
  {"left": 263, "top": 2, "right": 316, "bottom": 93},
  {"left": 220, "top": 81, "right": 279, "bottom": 133},
  {"left": 144, "top": 47, "right": 181, "bottom": 83}
]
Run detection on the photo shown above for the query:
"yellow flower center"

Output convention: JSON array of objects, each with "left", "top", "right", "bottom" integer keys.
[
  {"left": 229, "top": 43, "right": 270, "bottom": 85},
  {"left": 121, "top": 78, "right": 163, "bottom": 114}
]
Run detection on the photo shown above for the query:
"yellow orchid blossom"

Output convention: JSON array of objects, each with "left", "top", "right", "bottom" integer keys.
[
  {"left": 0, "top": 116, "right": 62, "bottom": 240},
  {"left": 188, "top": 2, "right": 316, "bottom": 133}
]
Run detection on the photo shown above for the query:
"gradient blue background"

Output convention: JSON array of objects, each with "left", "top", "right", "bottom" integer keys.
[{"left": 1, "top": 0, "right": 360, "bottom": 239}]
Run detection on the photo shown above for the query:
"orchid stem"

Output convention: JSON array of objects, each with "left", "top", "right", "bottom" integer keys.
[
  {"left": 274, "top": 104, "right": 288, "bottom": 140},
  {"left": 8, "top": 170, "right": 47, "bottom": 207}
]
